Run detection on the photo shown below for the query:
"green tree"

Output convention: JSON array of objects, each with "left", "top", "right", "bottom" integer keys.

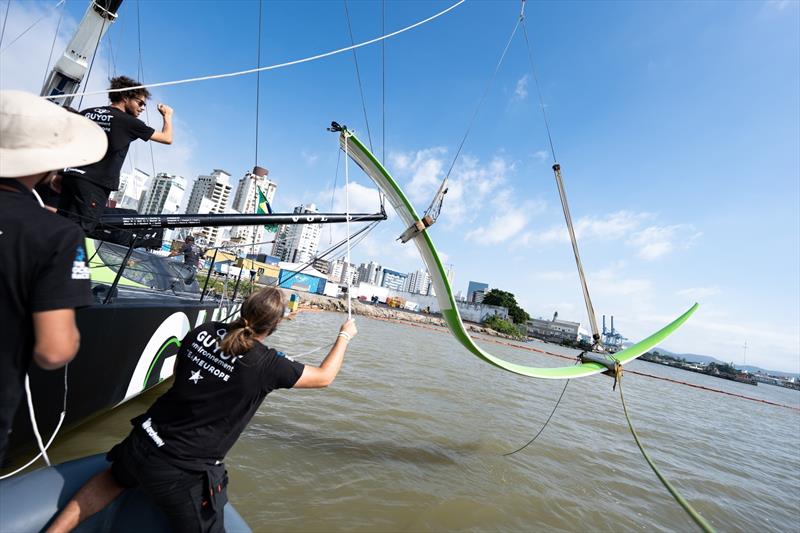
[
  {"left": 483, "top": 315, "right": 523, "bottom": 338},
  {"left": 481, "top": 289, "right": 531, "bottom": 324}
]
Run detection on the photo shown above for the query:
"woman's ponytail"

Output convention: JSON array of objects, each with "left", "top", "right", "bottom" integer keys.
[{"left": 219, "top": 288, "right": 286, "bottom": 357}]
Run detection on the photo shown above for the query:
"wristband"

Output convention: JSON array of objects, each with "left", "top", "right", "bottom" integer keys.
[{"left": 337, "top": 332, "right": 351, "bottom": 342}]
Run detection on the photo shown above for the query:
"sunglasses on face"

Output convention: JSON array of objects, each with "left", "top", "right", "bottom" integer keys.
[{"left": 131, "top": 97, "right": 146, "bottom": 107}]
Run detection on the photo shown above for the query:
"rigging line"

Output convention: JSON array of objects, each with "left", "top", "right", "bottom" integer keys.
[
  {"left": 41, "top": 0, "right": 66, "bottom": 91},
  {"left": 107, "top": 28, "right": 115, "bottom": 76},
  {"left": 136, "top": 0, "right": 157, "bottom": 181},
  {"left": 0, "top": 0, "right": 65, "bottom": 54},
  {"left": 503, "top": 379, "right": 569, "bottom": 456},
  {"left": 209, "top": 221, "right": 381, "bottom": 324},
  {"left": 0, "top": 0, "right": 10, "bottom": 49},
  {"left": 441, "top": 6, "right": 522, "bottom": 186},
  {"left": 329, "top": 148, "right": 342, "bottom": 245},
  {"left": 381, "top": 0, "right": 386, "bottom": 164},
  {"left": 343, "top": 0, "right": 374, "bottom": 153},
  {"left": 379, "top": 0, "right": 386, "bottom": 211},
  {"left": 520, "top": 15, "right": 557, "bottom": 163},
  {"left": 344, "top": 133, "right": 352, "bottom": 319},
  {"left": 44, "top": 0, "right": 467, "bottom": 101},
  {"left": 519, "top": 3, "right": 597, "bottom": 341},
  {"left": 618, "top": 373, "right": 716, "bottom": 533},
  {"left": 251, "top": 0, "right": 264, "bottom": 261},
  {"left": 255, "top": 0, "right": 262, "bottom": 167},
  {"left": 77, "top": 10, "right": 106, "bottom": 110}
]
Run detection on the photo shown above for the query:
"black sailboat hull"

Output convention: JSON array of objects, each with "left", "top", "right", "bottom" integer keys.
[{"left": 7, "top": 298, "right": 240, "bottom": 464}]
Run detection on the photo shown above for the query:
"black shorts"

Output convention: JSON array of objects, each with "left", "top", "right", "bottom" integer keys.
[
  {"left": 108, "top": 432, "right": 228, "bottom": 533},
  {"left": 57, "top": 176, "right": 111, "bottom": 235}
]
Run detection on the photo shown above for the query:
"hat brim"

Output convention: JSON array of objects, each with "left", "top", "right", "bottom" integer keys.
[{"left": 0, "top": 111, "right": 108, "bottom": 178}]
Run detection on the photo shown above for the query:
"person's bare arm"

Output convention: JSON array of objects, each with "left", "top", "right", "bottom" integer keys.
[
  {"left": 149, "top": 103, "right": 173, "bottom": 145},
  {"left": 32, "top": 309, "right": 80, "bottom": 370},
  {"left": 293, "top": 319, "right": 357, "bottom": 389}
]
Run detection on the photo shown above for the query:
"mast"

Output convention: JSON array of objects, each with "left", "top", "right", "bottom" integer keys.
[{"left": 41, "top": 0, "right": 124, "bottom": 107}]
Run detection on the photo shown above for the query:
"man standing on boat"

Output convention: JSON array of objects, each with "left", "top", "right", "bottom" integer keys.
[
  {"left": 0, "top": 91, "right": 107, "bottom": 464},
  {"left": 58, "top": 75, "right": 174, "bottom": 234},
  {"left": 169, "top": 235, "right": 205, "bottom": 282}
]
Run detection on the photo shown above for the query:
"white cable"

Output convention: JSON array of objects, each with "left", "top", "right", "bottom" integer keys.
[
  {"left": 0, "top": 0, "right": 65, "bottom": 54},
  {"left": 30, "top": 188, "right": 45, "bottom": 208},
  {"left": 0, "top": 366, "right": 69, "bottom": 480},
  {"left": 290, "top": 342, "right": 334, "bottom": 359},
  {"left": 344, "top": 133, "right": 352, "bottom": 319},
  {"left": 43, "top": 0, "right": 466, "bottom": 101}
]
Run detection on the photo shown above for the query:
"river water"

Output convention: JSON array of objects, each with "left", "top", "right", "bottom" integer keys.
[{"left": 41, "top": 311, "right": 799, "bottom": 532}]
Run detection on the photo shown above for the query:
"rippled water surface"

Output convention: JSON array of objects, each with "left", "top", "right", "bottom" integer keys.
[{"left": 43, "top": 312, "right": 800, "bottom": 532}]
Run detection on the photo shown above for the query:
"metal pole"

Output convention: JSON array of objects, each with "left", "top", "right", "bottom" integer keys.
[
  {"left": 552, "top": 163, "right": 602, "bottom": 348},
  {"left": 231, "top": 262, "right": 245, "bottom": 301},
  {"left": 104, "top": 235, "right": 137, "bottom": 304},
  {"left": 200, "top": 247, "right": 219, "bottom": 302}
]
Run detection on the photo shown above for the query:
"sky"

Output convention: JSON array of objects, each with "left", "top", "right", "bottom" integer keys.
[{"left": 1, "top": 0, "right": 798, "bottom": 373}]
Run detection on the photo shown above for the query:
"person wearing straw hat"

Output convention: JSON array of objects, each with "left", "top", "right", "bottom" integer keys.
[
  {"left": 58, "top": 75, "right": 174, "bottom": 234},
  {"left": 0, "top": 90, "right": 107, "bottom": 464}
]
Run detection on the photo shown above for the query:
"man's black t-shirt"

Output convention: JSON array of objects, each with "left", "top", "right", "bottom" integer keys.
[
  {"left": 0, "top": 187, "right": 93, "bottom": 450},
  {"left": 181, "top": 243, "right": 203, "bottom": 267},
  {"left": 133, "top": 322, "right": 305, "bottom": 462},
  {"left": 64, "top": 106, "right": 155, "bottom": 190}
]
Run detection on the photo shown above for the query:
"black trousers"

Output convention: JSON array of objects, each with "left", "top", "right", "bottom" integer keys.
[
  {"left": 58, "top": 176, "right": 111, "bottom": 235},
  {"left": 108, "top": 432, "right": 228, "bottom": 533}
]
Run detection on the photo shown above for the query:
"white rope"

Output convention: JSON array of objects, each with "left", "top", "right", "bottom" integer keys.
[
  {"left": 0, "top": 0, "right": 65, "bottom": 55},
  {"left": 43, "top": 0, "right": 466, "bottom": 102},
  {"left": 290, "top": 342, "right": 334, "bottom": 359},
  {"left": 344, "top": 133, "right": 352, "bottom": 319},
  {"left": 0, "top": 367, "right": 69, "bottom": 479}
]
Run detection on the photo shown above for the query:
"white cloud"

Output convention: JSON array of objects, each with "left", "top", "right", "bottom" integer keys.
[
  {"left": 301, "top": 150, "right": 319, "bottom": 165},
  {"left": 319, "top": 180, "right": 386, "bottom": 215},
  {"left": 514, "top": 74, "right": 529, "bottom": 100},
  {"left": 533, "top": 150, "right": 549, "bottom": 162},
  {"left": 388, "top": 148, "right": 517, "bottom": 230},
  {"left": 627, "top": 224, "right": 701, "bottom": 261},
  {"left": 534, "top": 271, "right": 573, "bottom": 281},
  {"left": 389, "top": 147, "right": 447, "bottom": 204},
  {"left": 465, "top": 208, "right": 529, "bottom": 244},
  {"left": 767, "top": 0, "right": 791, "bottom": 10},
  {"left": 676, "top": 287, "right": 721, "bottom": 300},
  {"left": 530, "top": 210, "right": 653, "bottom": 245}
]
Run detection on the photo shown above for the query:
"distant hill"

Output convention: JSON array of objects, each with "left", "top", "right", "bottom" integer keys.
[{"left": 629, "top": 345, "right": 800, "bottom": 379}]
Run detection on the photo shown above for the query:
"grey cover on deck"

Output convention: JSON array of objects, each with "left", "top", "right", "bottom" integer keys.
[{"left": 0, "top": 454, "right": 251, "bottom": 532}]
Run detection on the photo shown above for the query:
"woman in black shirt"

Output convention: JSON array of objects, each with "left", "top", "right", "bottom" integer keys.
[{"left": 50, "top": 287, "right": 357, "bottom": 533}]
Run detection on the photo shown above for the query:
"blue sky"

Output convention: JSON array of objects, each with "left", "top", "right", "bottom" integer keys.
[{"left": 2, "top": 0, "right": 798, "bottom": 372}]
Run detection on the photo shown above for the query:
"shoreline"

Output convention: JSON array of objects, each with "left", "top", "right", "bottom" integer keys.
[{"left": 284, "top": 289, "right": 523, "bottom": 342}]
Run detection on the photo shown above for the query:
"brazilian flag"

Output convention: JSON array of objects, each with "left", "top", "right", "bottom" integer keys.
[{"left": 257, "top": 186, "right": 278, "bottom": 233}]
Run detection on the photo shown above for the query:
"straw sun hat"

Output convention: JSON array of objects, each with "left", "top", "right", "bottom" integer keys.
[{"left": 0, "top": 90, "right": 107, "bottom": 178}]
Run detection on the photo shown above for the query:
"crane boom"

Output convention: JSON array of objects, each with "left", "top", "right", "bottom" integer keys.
[{"left": 41, "top": 0, "right": 124, "bottom": 108}]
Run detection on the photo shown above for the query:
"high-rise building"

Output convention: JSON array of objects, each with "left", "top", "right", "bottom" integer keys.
[
  {"left": 271, "top": 203, "right": 322, "bottom": 264},
  {"left": 357, "top": 261, "right": 382, "bottom": 285},
  {"left": 186, "top": 169, "right": 232, "bottom": 247},
  {"left": 230, "top": 166, "right": 277, "bottom": 251},
  {"left": 467, "top": 281, "right": 489, "bottom": 303},
  {"left": 327, "top": 258, "right": 355, "bottom": 285},
  {"left": 110, "top": 168, "right": 149, "bottom": 210},
  {"left": 406, "top": 268, "right": 432, "bottom": 295},
  {"left": 381, "top": 269, "right": 408, "bottom": 292},
  {"left": 139, "top": 172, "right": 186, "bottom": 215}
]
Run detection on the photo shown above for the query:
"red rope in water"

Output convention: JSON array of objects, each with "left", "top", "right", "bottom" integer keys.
[{"left": 354, "top": 314, "right": 799, "bottom": 412}]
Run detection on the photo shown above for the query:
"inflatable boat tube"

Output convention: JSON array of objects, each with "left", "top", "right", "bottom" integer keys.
[{"left": 0, "top": 454, "right": 251, "bottom": 532}]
